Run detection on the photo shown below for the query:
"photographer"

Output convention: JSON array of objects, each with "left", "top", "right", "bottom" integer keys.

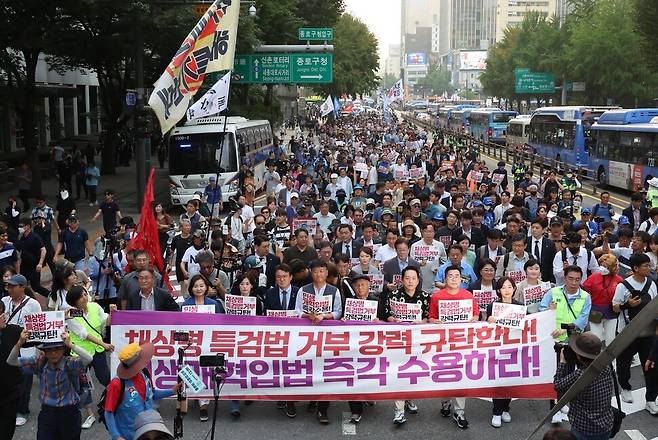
[
  {"left": 89, "top": 237, "right": 121, "bottom": 311},
  {"left": 196, "top": 250, "right": 229, "bottom": 301},
  {"left": 539, "top": 264, "right": 592, "bottom": 424},
  {"left": 553, "top": 333, "right": 614, "bottom": 440}
]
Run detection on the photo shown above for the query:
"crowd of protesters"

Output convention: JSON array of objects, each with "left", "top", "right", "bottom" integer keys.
[{"left": 1, "top": 110, "right": 658, "bottom": 440}]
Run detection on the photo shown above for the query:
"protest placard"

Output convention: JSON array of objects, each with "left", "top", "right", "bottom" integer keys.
[
  {"left": 409, "top": 167, "right": 424, "bottom": 179},
  {"left": 24, "top": 311, "right": 65, "bottom": 344},
  {"left": 392, "top": 274, "right": 402, "bottom": 288},
  {"left": 439, "top": 235, "right": 453, "bottom": 248},
  {"left": 367, "top": 274, "right": 385, "bottom": 296},
  {"left": 225, "top": 295, "right": 257, "bottom": 316},
  {"left": 438, "top": 299, "right": 474, "bottom": 323},
  {"left": 492, "top": 173, "right": 505, "bottom": 185},
  {"left": 410, "top": 244, "right": 444, "bottom": 264},
  {"left": 344, "top": 299, "right": 378, "bottom": 322},
  {"left": 266, "top": 310, "right": 298, "bottom": 318},
  {"left": 302, "top": 292, "right": 332, "bottom": 315},
  {"left": 292, "top": 218, "right": 317, "bottom": 235},
  {"left": 182, "top": 305, "right": 216, "bottom": 314},
  {"left": 471, "top": 171, "right": 483, "bottom": 183},
  {"left": 178, "top": 364, "right": 205, "bottom": 393},
  {"left": 390, "top": 300, "right": 422, "bottom": 322},
  {"left": 394, "top": 169, "right": 409, "bottom": 181},
  {"left": 441, "top": 160, "right": 454, "bottom": 170},
  {"left": 507, "top": 270, "right": 526, "bottom": 284},
  {"left": 473, "top": 290, "right": 495, "bottom": 312},
  {"left": 354, "top": 162, "right": 368, "bottom": 172},
  {"left": 491, "top": 303, "right": 527, "bottom": 329}
]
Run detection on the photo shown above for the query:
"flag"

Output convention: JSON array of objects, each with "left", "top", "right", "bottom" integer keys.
[
  {"left": 127, "top": 168, "right": 175, "bottom": 295},
  {"left": 387, "top": 79, "right": 403, "bottom": 103},
  {"left": 332, "top": 96, "right": 341, "bottom": 118},
  {"left": 320, "top": 95, "right": 334, "bottom": 117},
  {"left": 149, "top": 0, "right": 240, "bottom": 133},
  {"left": 187, "top": 71, "right": 231, "bottom": 120}
]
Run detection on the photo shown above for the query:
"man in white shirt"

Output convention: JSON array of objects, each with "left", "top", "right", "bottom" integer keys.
[
  {"left": 336, "top": 168, "right": 353, "bottom": 198},
  {"left": 638, "top": 207, "right": 658, "bottom": 235},
  {"left": 410, "top": 222, "right": 446, "bottom": 292},
  {"left": 493, "top": 191, "right": 512, "bottom": 225},
  {"left": 552, "top": 232, "right": 599, "bottom": 285},
  {"left": 374, "top": 229, "right": 398, "bottom": 264},
  {"left": 313, "top": 202, "right": 336, "bottom": 234}
]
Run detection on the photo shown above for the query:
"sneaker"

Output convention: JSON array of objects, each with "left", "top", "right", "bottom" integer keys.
[
  {"left": 440, "top": 401, "right": 452, "bottom": 417},
  {"left": 230, "top": 409, "right": 241, "bottom": 418},
  {"left": 317, "top": 411, "right": 329, "bottom": 424},
  {"left": 621, "top": 389, "right": 634, "bottom": 403},
  {"left": 501, "top": 411, "right": 511, "bottom": 423},
  {"left": 350, "top": 413, "right": 362, "bottom": 424},
  {"left": 199, "top": 408, "right": 209, "bottom": 422},
  {"left": 551, "top": 412, "right": 563, "bottom": 424},
  {"left": 286, "top": 402, "right": 297, "bottom": 418},
  {"left": 491, "top": 415, "right": 502, "bottom": 428},
  {"left": 81, "top": 415, "right": 95, "bottom": 429},
  {"left": 452, "top": 412, "right": 469, "bottom": 429},
  {"left": 276, "top": 401, "right": 286, "bottom": 409},
  {"left": 393, "top": 410, "right": 407, "bottom": 425},
  {"left": 405, "top": 400, "right": 418, "bottom": 414},
  {"left": 646, "top": 401, "right": 658, "bottom": 415},
  {"left": 15, "top": 416, "right": 27, "bottom": 427},
  {"left": 560, "top": 405, "right": 569, "bottom": 414}
]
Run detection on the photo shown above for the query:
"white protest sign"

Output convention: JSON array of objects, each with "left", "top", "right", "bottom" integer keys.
[
  {"left": 438, "top": 299, "right": 474, "bottom": 323},
  {"left": 302, "top": 292, "right": 332, "bottom": 315},
  {"left": 182, "top": 305, "right": 216, "bottom": 314},
  {"left": 266, "top": 309, "right": 298, "bottom": 318},
  {"left": 390, "top": 300, "right": 422, "bottom": 322},
  {"left": 24, "top": 311, "right": 65, "bottom": 344},
  {"left": 344, "top": 298, "right": 378, "bottom": 322},
  {"left": 507, "top": 270, "right": 526, "bottom": 284},
  {"left": 225, "top": 295, "right": 257, "bottom": 316},
  {"left": 178, "top": 364, "right": 205, "bottom": 393},
  {"left": 492, "top": 302, "right": 527, "bottom": 329},
  {"left": 473, "top": 290, "right": 495, "bottom": 313},
  {"left": 410, "top": 245, "right": 443, "bottom": 263}
]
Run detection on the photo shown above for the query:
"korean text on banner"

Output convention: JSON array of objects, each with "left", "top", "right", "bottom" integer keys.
[
  {"left": 186, "top": 71, "right": 231, "bottom": 120},
  {"left": 111, "top": 311, "right": 557, "bottom": 400},
  {"left": 438, "top": 299, "right": 473, "bottom": 323},
  {"left": 225, "top": 294, "right": 257, "bottom": 316},
  {"left": 492, "top": 303, "right": 527, "bottom": 329},
  {"left": 24, "top": 311, "right": 65, "bottom": 343},
  {"left": 148, "top": 0, "right": 240, "bottom": 134},
  {"left": 343, "top": 299, "right": 378, "bottom": 322}
]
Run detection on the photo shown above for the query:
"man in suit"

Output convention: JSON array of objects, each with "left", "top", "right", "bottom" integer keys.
[
  {"left": 0, "top": 301, "right": 23, "bottom": 440},
  {"left": 126, "top": 268, "right": 179, "bottom": 311},
  {"left": 474, "top": 229, "right": 507, "bottom": 275},
  {"left": 382, "top": 238, "right": 421, "bottom": 292},
  {"left": 332, "top": 224, "right": 362, "bottom": 258},
  {"left": 253, "top": 235, "right": 281, "bottom": 288},
  {"left": 277, "top": 178, "right": 296, "bottom": 207},
  {"left": 622, "top": 192, "right": 649, "bottom": 232},
  {"left": 527, "top": 219, "right": 557, "bottom": 283},
  {"left": 294, "top": 260, "right": 342, "bottom": 424},
  {"left": 451, "top": 210, "right": 486, "bottom": 251}
]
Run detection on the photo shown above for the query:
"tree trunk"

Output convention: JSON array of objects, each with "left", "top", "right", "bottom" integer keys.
[{"left": 21, "top": 50, "right": 42, "bottom": 196}]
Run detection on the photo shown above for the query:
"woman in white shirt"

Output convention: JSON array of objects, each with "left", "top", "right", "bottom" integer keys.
[{"left": 48, "top": 266, "right": 79, "bottom": 310}]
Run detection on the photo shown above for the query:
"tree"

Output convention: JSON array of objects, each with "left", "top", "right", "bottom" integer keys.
[
  {"left": 314, "top": 13, "right": 379, "bottom": 97},
  {"left": 416, "top": 63, "right": 454, "bottom": 95},
  {"left": 0, "top": 2, "right": 65, "bottom": 194},
  {"left": 296, "top": 0, "right": 345, "bottom": 28},
  {"left": 380, "top": 73, "right": 398, "bottom": 90},
  {"left": 635, "top": 0, "right": 658, "bottom": 70}
]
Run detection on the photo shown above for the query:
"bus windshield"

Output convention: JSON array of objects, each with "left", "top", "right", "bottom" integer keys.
[
  {"left": 493, "top": 113, "right": 515, "bottom": 123},
  {"left": 168, "top": 132, "right": 237, "bottom": 175}
]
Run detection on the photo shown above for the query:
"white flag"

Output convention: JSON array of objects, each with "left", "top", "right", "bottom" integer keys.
[
  {"left": 387, "top": 79, "right": 403, "bottom": 103},
  {"left": 187, "top": 72, "right": 231, "bottom": 120},
  {"left": 320, "top": 95, "right": 334, "bottom": 117},
  {"left": 148, "top": 0, "right": 240, "bottom": 133}
]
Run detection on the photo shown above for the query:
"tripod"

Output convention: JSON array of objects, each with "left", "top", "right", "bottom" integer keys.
[{"left": 209, "top": 366, "right": 226, "bottom": 440}]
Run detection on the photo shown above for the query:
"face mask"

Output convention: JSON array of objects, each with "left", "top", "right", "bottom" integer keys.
[
  {"left": 60, "top": 190, "right": 69, "bottom": 200},
  {"left": 599, "top": 267, "right": 610, "bottom": 276},
  {"left": 573, "top": 200, "right": 582, "bottom": 207},
  {"left": 18, "top": 227, "right": 24, "bottom": 235}
]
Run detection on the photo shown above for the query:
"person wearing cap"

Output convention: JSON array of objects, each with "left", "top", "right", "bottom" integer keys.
[
  {"left": 553, "top": 332, "right": 614, "bottom": 439},
  {"left": 1, "top": 273, "right": 42, "bottom": 428},
  {"left": 30, "top": 195, "right": 55, "bottom": 234},
  {"left": 134, "top": 409, "right": 173, "bottom": 440},
  {"left": 8, "top": 327, "right": 92, "bottom": 439},
  {"left": 285, "top": 192, "right": 301, "bottom": 222},
  {"left": 575, "top": 208, "right": 599, "bottom": 240},
  {"left": 16, "top": 217, "right": 48, "bottom": 297},
  {"left": 201, "top": 175, "right": 223, "bottom": 219},
  {"left": 53, "top": 215, "right": 91, "bottom": 271},
  {"left": 351, "top": 184, "right": 366, "bottom": 209},
  {"left": 408, "top": 198, "right": 426, "bottom": 227},
  {"left": 104, "top": 343, "right": 181, "bottom": 440},
  {"left": 325, "top": 173, "right": 340, "bottom": 199},
  {"left": 0, "top": 226, "right": 19, "bottom": 272}
]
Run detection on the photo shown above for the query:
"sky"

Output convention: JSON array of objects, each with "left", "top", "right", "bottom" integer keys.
[{"left": 344, "top": 0, "right": 401, "bottom": 64}]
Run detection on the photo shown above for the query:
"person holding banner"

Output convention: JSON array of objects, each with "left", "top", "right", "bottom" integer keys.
[
  {"left": 8, "top": 328, "right": 92, "bottom": 440},
  {"left": 514, "top": 259, "right": 551, "bottom": 314},
  {"left": 429, "top": 265, "right": 479, "bottom": 429},
  {"left": 378, "top": 265, "right": 429, "bottom": 426},
  {"left": 486, "top": 276, "right": 525, "bottom": 428}
]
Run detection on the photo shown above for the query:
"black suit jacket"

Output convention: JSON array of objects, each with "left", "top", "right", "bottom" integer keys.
[
  {"left": 259, "top": 253, "right": 281, "bottom": 288},
  {"left": 264, "top": 285, "right": 299, "bottom": 312},
  {"left": 332, "top": 240, "right": 363, "bottom": 258},
  {"left": 622, "top": 206, "right": 649, "bottom": 231},
  {"left": 451, "top": 227, "right": 486, "bottom": 250},
  {"left": 526, "top": 236, "right": 557, "bottom": 283},
  {"left": 381, "top": 257, "right": 421, "bottom": 283},
  {"left": 126, "top": 287, "right": 180, "bottom": 311},
  {"left": 474, "top": 244, "right": 507, "bottom": 275},
  {"left": 0, "top": 324, "right": 22, "bottom": 404}
]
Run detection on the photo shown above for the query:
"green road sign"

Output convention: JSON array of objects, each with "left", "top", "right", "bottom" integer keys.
[
  {"left": 515, "top": 68, "right": 555, "bottom": 94},
  {"left": 232, "top": 54, "right": 333, "bottom": 84},
  {"left": 298, "top": 27, "right": 333, "bottom": 41}
]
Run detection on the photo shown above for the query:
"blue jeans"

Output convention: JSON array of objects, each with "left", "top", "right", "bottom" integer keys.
[
  {"left": 73, "top": 259, "right": 86, "bottom": 271},
  {"left": 572, "top": 428, "right": 611, "bottom": 440},
  {"left": 230, "top": 400, "right": 240, "bottom": 413}
]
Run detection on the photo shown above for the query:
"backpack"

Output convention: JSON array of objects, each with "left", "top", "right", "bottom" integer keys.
[
  {"left": 620, "top": 279, "right": 655, "bottom": 321},
  {"left": 97, "top": 368, "right": 151, "bottom": 427},
  {"left": 561, "top": 248, "right": 594, "bottom": 277}
]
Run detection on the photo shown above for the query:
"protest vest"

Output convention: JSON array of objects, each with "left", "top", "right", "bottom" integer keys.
[
  {"left": 70, "top": 302, "right": 105, "bottom": 354},
  {"left": 551, "top": 286, "right": 588, "bottom": 342}
]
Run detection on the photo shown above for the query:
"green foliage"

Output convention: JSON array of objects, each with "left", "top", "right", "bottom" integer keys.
[
  {"left": 416, "top": 63, "right": 454, "bottom": 95},
  {"left": 634, "top": 0, "right": 658, "bottom": 70},
  {"left": 313, "top": 13, "right": 379, "bottom": 97}
]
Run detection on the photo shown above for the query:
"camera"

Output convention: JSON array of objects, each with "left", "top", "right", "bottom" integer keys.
[
  {"left": 68, "top": 309, "right": 84, "bottom": 318},
  {"left": 200, "top": 353, "right": 226, "bottom": 368},
  {"left": 226, "top": 196, "right": 240, "bottom": 213},
  {"left": 173, "top": 331, "right": 190, "bottom": 342}
]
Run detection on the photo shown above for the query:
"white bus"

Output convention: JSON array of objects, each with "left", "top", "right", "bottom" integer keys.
[
  {"left": 506, "top": 114, "right": 532, "bottom": 149},
  {"left": 168, "top": 116, "right": 273, "bottom": 206}
]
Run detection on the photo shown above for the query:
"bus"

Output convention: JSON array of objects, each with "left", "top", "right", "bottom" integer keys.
[
  {"left": 168, "top": 116, "right": 274, "bottom": 206},
  {"left": 437, "top": 104, "right": 478, "bottom": 129},
  {"left": 448, "top": 108, "right": 475, "bottom": 133},
  {"left": 468, "top": 108, "right": 518, "bottom": 144},
  {"left": 506, "top": 114, "right": 532, "bottom": 149},
  {"left": 588, "top": 108, "right": 658, "bottom": 190},
  {"left": 527, "top": 106, "right": 619, "bottom": 167}
]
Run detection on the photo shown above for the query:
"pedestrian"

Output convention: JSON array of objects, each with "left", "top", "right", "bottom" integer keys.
[
  {"left": 54, "top": 216, "right": 91, "bottom": 272},
  {"left": 92, "top": 189, "right": 123, "bottom": 234},
  {"left": 85, "top": 160, "right": 100, "bottom": 206},
  {"left": 103, "top": 342, "right": 180, "bottom": 440},
  {"left": 55, "top": 187, "right": 77, "bottom": 232},
  {"left": 154, "top": 203, "right": 172, "bottom": 258},
  {"left": 30, "top": 195, "right": 55, "bottom": 236},
  {"left": 134, "top": 410, "right": 173, "bottom": 440},
  {"left": 8, "top": 328, "right": 92, "bottom": 440},
  {"left": 0, "top": 226, "right": 19, "bottom": 271},
  {"left": 16, "top": 218, "right": 48, "bottom": 297},
  {"left": 5, "top": 196, "right": 21, "bottom": 231}
]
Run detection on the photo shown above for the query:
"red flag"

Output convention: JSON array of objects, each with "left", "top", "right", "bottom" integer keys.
[{"left": 127, "top": 168, "right": 175, "bottom": 295}]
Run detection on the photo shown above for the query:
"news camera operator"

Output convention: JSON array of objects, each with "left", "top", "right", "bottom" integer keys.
[
  {"left": 539, "top": 264, "right": 592, "bottom": 424},
  {"left": 89, "top": 228, "right": 123, "bottom": 312},
  {"left": 196, "top": 250, "right": 229, "bottom": 301}
]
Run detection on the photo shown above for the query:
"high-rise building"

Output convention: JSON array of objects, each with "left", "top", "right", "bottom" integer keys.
[
  {"left": 495, "top": 0, "right": 574, "bottom": 40},
  {"left": 385, "top": 44, "right": 402, "bottom": 78},
  {"left": 450, "top": 0, "right": 497, "bottom": 51}
]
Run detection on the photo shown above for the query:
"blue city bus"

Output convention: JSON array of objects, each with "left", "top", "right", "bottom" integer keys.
[
  {"left": 588, "top": 108, "right": 658, "bottom": 190},
  {"left": 448, "top": 108, "right": 475, "bottom": 133},
  {"left": 468, "top": 108, "right": 518, "bottom": 144},
  {"left": 437, "top": 104, "right": 478, "bottom": 129},
  {"left": 527, "top": 106, "right": 618, "bottom": 168}
]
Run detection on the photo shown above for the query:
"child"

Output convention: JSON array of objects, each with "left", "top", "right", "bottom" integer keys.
[{"left": 8, "top": 329, "right": 92, "bottom": 440}]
